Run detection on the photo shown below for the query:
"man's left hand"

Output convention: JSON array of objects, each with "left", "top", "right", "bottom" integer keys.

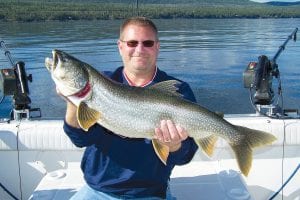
[{"left": 154, "top": 120, "right": 188, "bottom": 152}]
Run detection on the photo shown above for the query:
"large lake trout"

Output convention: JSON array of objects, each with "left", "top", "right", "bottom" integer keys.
[{"left": 45, "top": 49, "right": 276, "bottom": 176}]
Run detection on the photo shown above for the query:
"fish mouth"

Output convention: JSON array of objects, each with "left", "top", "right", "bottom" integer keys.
[
  {"left": 52, "top": 50, "right": 59, "bottom": 69},
  {"left": 45, "top": 49, "right": 59, "bottom": 72},
  {"left": 45, "top": 57, "right": 53, "bottom": 71}
]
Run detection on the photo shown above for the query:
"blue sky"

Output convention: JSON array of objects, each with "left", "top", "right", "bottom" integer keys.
[{"left": 251, "top": 0, "right": 299, "bottom": 2}]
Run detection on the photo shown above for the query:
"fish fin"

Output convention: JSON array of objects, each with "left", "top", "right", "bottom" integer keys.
[
  {"left": 77, "top": 102, "right": 101, "bottom": 131},
  {"left": 150, "top": 80, "right": 182, "bottom": 97},
  {"left": 152, "top": 139, "right": 169, "bottom": 165},
  {"left": 214, "top": 111, "right": 224, "bottom": 118},
  {"left": 230, "top": 125, "right": 277, "bottom": 176},
  {"left": 195, "top": 135, "right": 218, "bottom": 157},
  {"left": 229, "top": 143, "right": 253, "bottom": 177}
]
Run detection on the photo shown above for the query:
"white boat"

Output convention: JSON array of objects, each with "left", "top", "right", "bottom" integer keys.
[{"left": 0, "top": 113, "right": 300, "bottom": 200}]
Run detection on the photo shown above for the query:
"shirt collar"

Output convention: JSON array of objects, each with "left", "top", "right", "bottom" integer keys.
[{"left": 122, "top": 67, "right": 157, "bottom": 87}]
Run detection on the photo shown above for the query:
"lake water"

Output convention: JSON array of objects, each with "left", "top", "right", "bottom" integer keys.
[{"left": 0, "top": 18, "right": 299, "bottom": 118}]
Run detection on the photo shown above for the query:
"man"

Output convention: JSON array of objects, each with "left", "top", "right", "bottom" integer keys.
[{"left": 62, "top": 17, "right": 198, "bottom": 199}]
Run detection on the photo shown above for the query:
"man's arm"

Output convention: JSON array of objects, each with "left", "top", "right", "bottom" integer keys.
[
  {"left": 65, "top": 101, "right": 80, "bottom": 128},
  {"left": 58, "top": 89, "right": 107, "bottom": 147}
]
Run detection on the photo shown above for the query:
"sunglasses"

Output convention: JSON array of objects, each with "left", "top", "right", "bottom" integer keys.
[{"left": 120, "top": 40, "right": 156, "bottom": 48}]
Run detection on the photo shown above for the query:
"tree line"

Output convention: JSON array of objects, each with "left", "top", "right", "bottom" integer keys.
[{"left": 0, "top": 1, "right": 299, "bottom": 22}]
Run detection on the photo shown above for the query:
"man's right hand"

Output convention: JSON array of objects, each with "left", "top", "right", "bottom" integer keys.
[{"left": 56, "top": 87, "right": 80, "bottom": 129}]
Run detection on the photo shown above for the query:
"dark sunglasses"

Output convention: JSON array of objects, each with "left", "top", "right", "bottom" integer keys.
[{"left": 120, "top": 40, "right": 156, "bottom": 48}]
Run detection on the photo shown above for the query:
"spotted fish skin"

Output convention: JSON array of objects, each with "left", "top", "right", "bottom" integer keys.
[{"left": 45, "top": 49, "right": 276, "bottom": 176}]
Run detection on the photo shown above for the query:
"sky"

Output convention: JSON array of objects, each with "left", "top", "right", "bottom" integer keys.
[{"left": 251, "top": 0, "right": 300, "bottom": 2}]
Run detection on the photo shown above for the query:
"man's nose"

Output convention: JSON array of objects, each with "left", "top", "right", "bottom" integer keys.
[{"left": 135, "top": 43, "right": 146, "bottom": 52}]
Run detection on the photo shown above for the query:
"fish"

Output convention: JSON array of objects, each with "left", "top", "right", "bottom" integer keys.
[{"left": 45, "top": 49, "right": 276, "bottom": 176}]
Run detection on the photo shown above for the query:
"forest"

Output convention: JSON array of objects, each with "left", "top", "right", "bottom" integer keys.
[{"left": 0, "top": 0, "right": 299, "bottom": 22}]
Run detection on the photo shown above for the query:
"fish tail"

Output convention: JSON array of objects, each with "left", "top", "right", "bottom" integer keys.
[{"left": 230, "top": 125, "right": 276, "bottom": 176}]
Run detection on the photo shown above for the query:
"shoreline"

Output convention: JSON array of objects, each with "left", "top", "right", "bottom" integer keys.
[
  {"left": 0, "top": 2, "right": 299, "bottom": 22},
  {"left": 1, "top": 15, "right": 299, "bottom": 23}
]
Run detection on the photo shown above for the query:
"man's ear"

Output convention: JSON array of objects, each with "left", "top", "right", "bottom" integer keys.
[
  {"left": 156, "top": 41, "right": 160, "bottom": 51},
  {"left": 117, "top": 40, "right": 123, "bottom": 54}
]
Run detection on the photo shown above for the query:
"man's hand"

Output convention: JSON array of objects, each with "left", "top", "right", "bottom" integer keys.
[
  {"left": 155, "top": 120, "right": 188, "bottom": 152},
  {"left": 56, "top": 87, "right": 80, "bottom": 128},
  {"left": 56, "top": 87, "right": 70, "bottom": 103}
]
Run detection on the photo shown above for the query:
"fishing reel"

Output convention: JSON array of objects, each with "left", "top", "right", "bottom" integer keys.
[
  {"left": 243, "top": 55, "right": 278, "bottom": 105},
  {"left": 243, "top": 55, "right": 282, "bottom": 117}
]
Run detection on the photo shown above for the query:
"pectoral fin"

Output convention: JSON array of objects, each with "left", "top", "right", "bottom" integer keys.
[
  {"left": 195, "top": 135, "right": 218, "bottom": 157},
  {"left": 152, "top": 139, "right": 169, "bottom": 165},
  {"left": 77, "top": 102, "right": 101, "bottom": 131}
]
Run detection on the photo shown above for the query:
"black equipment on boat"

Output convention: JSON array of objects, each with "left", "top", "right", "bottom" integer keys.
[
  {"left": 243, "top": 28, "right": 298, "bottom": 117},
  {"left": 0, "top": 40, "right": 41, "bottom": 120}
]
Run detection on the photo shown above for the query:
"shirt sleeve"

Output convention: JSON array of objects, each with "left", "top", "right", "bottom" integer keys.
[
  {"left": 167, "top": 137, "right": 198, "bottom": 165},
  {"left": 63, "top": 121, "right": 107, "bottom": 148},
  {"left": 64, "top": 121, "right": 160, "bottom": 170}
]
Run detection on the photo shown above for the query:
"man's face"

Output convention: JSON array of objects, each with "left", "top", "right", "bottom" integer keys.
[{"left": 118, "top": 24, "right": 160, "bottom": 74}]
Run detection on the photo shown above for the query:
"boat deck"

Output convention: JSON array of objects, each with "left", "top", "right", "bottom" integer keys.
[{"left": 30, "top": 166, "right": 251, "bottom": 200}]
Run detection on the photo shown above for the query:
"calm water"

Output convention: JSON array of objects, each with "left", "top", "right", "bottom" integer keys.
[{"left": 0, "top": 18, "right": 299, "bottom": 118}]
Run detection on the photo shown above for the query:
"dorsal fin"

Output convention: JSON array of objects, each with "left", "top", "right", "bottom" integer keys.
[{"left": 150, "top": 80, "right": 182, "bottom": 97}]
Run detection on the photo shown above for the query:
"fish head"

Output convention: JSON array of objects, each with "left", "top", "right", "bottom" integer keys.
[{"left": 45, "top": 49, "right": 89, "bottom": 97}]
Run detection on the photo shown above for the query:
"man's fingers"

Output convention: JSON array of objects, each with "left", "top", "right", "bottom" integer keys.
[
  {"left": 175, "top": 124, "right": 188, "bottom": 140},
  {"left": 166, "top": 120, "right": 180, "bottom": 141},
  {"left": 154, "top": 127, "right": 163, "bottom": 141},
  {"left": 155, "top": 120, "right": 188, "bottom": 145},
  {"left": 161, "top": 120, "right": 171, "bottom": 142}
]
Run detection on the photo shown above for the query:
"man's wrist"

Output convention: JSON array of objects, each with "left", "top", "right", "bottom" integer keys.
[
  {"left": 169, "top": 142, "right": 182, "bottom": 152},
  {"left": 65, "top": 102, "right": 80, "bottom": 128}
]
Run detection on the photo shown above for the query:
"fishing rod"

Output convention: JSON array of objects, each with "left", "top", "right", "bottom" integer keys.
[
  {"left": 0, "top": 40, "right": 15, "bottom": 66},
  {"left": 0, "top": 40, "right": 41, "bottom": 120},
  {"left": 272, "top": 27, "right": 298, "bottom": 63}
]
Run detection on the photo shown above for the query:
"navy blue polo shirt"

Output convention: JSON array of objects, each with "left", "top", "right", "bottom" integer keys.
[{"left": 63, "top": 66, "right": 198, "bottom": 199}]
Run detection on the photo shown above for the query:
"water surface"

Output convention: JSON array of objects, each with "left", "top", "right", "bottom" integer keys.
[{"left": 0, "top": 18, "right": 299, "bottom": 118}]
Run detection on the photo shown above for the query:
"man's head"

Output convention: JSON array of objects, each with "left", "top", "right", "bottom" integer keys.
[
  {"left": 119, "top": 17, "right": 158, "bottom": 41},
  {"left": 118, "top": 17, "right": 160, "bottom": 76}
]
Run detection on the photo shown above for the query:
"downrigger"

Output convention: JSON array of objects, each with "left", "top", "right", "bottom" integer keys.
[
  {"left": 0, "top": 40, "right": 41, "bottom": 120},
  {"left": 243, "top": 28, "right": 298, "bottom": 118}
]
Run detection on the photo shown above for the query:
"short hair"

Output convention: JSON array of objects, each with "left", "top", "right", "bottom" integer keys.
[{"left": 120, "top": 17, "right": 158, "bottom": 40}]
